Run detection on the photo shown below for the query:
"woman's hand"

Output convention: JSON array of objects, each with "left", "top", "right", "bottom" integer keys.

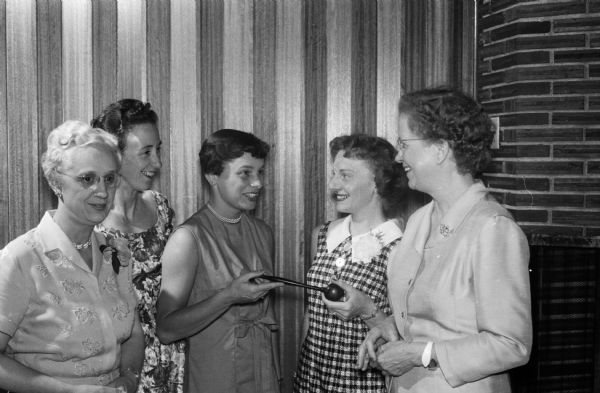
[
  {"left": 108, "top": 373, "right": 138, "bottom": 393},
  {"left": 357, "top": 315, "right": 401, "bottom": 370},
  {"left": 321, "top": 280, "right": 376, "bottom": 321},
  {"left": 224, "top": 271, "right": 283, "bottom": 304},
  {"left": 376, "top": 341, "right": 425, "bottom": 377},
  {"left": 72, "top": 385, "right": 122, "bottom": 393}
]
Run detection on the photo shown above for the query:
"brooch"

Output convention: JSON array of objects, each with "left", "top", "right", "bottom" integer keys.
[{"left": 439, "top": 224, "right": 453, "bottom": 238}]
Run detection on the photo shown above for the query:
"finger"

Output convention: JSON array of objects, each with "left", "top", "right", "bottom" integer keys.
[
  {"left": 253, "top": 276, "right": 267, "bottom": 284},
  {"left": 243, "top": 270, "right": 266, "bottom": 280},
  {"left": 366, "top": 338, "right": 379, "bottom": 361},
  {"left": 361, "top": 346, "right": 377, "bottom": 370},
  {"left": 357, "top": 343, "right": 367, "bottom": 369},
  {"left": 255, "top": 282, "right": 284, "bottom": 291}
]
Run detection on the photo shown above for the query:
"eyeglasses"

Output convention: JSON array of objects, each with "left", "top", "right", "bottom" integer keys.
[
  {"left": 396, "top": 138, "right": 428, "bottom": 151},
  {"left": 56, "top": 170, "right": 120, "bottom": 189}
]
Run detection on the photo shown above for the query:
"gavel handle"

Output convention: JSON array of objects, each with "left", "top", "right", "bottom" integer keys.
[{"left": 260, "top": 274, "right": 323, "bottom": 292}]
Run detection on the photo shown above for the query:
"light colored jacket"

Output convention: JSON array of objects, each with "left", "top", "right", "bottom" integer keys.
[{"left": 387, "top": 182, "right": 532, "bottom": 392}]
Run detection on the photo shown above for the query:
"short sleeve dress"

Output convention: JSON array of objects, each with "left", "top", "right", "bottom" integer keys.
[
  {"left": 294, "top": 217, "right": 402, "bottom": 393},
  {"left": 98, "top": 191, "right": 185, "bottom": 393}
]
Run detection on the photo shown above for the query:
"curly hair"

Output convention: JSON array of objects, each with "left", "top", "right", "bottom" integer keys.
[
  {"left": 91, "top": 98, "right": 158, "bottom": 151},
  {"left": 199, "top": 129, "right": 270, "bottom": 177},
  {"left": 329, "top": 134, "right": 408, "bottom": 219},
  {"left": 398, "top": 87, "right": 494, "bottom": 177},
  {"left": 41, "top": 120, "right": 120, "bottom": 197}
]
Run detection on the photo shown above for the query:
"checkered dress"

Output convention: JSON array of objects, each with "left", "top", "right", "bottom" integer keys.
[{"left": 294, "top": 222, "right": 400, "bottom": 393}]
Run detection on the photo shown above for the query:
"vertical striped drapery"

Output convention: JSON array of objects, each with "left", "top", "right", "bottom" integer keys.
[{"left": 0, "top": 1, "right": 474, "bottom": 391}]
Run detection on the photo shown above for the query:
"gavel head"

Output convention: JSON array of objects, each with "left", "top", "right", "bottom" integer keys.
[{"left": 324, "top": 283, "right": 345, "bottom": 301}]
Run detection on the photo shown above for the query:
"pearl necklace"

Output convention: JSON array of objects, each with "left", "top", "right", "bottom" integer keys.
[
  {"left": 73, "top": 237, "right": 92, "bottom": 250},
  {"left": 206, "top": 204, "right": 242, "bottom": 224}
]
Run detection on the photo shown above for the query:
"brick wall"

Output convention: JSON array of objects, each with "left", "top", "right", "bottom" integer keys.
[{"left": 477, "top": 0, "right": 600, "bottom": 239}]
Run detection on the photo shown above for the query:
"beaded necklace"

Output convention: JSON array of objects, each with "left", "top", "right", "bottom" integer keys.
[{"left": 206, "top": 204, "right": 243, "bottom": 224}]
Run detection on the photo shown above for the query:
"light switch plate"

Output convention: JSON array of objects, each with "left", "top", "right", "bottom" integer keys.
[{"left": 491, "top": 116, "right": 500, "bottom": 149}]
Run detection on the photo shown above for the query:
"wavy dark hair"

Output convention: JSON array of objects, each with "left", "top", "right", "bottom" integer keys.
[
  {"left": 91, "top": 98, "right": 158, "bottom": 151},
  {"left": 329, "top": 134, "right": 408, "bottom": 219},
  {"left": 199, "top": 129, "right": 270, "bottom": 177},
  {"left": 398, "top": 87, "right": 494, "bottom": 177}
]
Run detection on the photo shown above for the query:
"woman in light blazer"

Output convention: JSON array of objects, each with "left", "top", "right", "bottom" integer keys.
[{"left": 358, "top": 87, "right": 532, "bottom": 392}]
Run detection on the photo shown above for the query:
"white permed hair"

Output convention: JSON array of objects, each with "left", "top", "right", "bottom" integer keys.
[{"left": 41, "top": 120, "right": 121, "bottom": 196}]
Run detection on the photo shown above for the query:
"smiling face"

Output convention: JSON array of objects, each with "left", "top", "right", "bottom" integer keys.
[
  {"left": 119, "top": 123, "right": 162, "bottom": 191},
  {"left": 395, "top": 114, "right": 439, "bottom": 194},
  {"left": 58, "top": 145, "right": 120, "bottom": 227},
  {"left": 329, "top": 151, "right": 379, "bottom": 215},
  {"left": 207, "top": 152, "right": 265, "bottom": 216}
]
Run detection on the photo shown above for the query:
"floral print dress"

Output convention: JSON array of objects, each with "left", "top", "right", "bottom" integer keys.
[{"left": 98, "top": 191, "right": 185, "bottom": 393}]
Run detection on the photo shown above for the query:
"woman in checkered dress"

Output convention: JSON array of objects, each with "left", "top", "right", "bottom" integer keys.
[{"left": 294, "top": 134, "right": 408, "bottom": 393}]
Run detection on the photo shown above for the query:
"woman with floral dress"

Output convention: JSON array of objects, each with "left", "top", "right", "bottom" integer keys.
[
  {"left": 294, "top": 134, "right": 408, "bottom": 393},
  {"left": 92, "top": 99, "right": 185, "bottom": 393}
]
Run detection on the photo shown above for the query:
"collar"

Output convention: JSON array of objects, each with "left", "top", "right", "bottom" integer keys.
[
  {"left": 437, "top": 181, "right": 487, "bottom": 238},
  {"left": 408, "top": 181, "right": 488, "bottom": 252},
  {"left": 37, "top": 210, "right": 103, "bottom": 273},
  {"left": 326, "top": 215, "right": 403, "bottom": 253}
]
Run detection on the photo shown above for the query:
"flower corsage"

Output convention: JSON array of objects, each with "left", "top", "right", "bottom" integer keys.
[
  {"left": 352, "top": 230, "right": 385, "bottom": 264},
  {"left": 100, "top": 237, "right": 131, "bottom": 274}
]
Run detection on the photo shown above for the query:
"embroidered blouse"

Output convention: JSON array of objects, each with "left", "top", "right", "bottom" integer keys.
[{"left": 0, "top": 211, "right": 137, "bottom": 386}]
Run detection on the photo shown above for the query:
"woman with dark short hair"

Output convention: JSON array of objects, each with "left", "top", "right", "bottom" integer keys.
[{"left": 156, "top": 129, "right": 283, "bottom": 393}]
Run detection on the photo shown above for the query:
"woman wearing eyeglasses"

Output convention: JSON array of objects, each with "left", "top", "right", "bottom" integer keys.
[
  {"left": 0, "top": 120, "right": 144, "bottom": 392},
  {"left": 92, "top": 99, "right": 185, "bottom": 393},
  {"left": 357, "top": 88, "right": 532, "bottom": 392}
]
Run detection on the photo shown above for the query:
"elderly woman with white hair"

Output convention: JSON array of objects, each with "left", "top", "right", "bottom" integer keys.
[{"left": 0, "top": 120, "right": 144, "bottom": 393}]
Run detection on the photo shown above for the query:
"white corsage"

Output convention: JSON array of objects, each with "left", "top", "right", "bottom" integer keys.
[
  {"left": 352, "top": 230, "right": 384, "bottom": 264},
  {"left": 334, "top": 257, "right": 346, "bottom": 269}
]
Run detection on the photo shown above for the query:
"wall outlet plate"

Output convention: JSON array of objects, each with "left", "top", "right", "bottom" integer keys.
[{"left": 491, "top": 116, "right": 500, "bottom": 149}]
